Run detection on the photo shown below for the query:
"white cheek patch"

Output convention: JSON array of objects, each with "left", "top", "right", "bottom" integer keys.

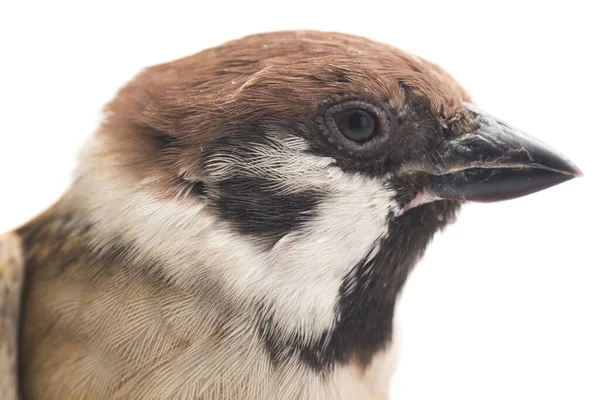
[
  {"left": 201, "top": 134, "right": 337, "bottom": 195},
  {"left": 73, "top": 134, "right": 399, "bottom": 344},
  {"left": 248, "top": 172, "right": 396, "bottom": 342}
]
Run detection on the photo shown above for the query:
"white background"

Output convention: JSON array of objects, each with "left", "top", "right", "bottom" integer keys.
[{"left": 1, "top": 1, "right": 598, "bottom": 399}]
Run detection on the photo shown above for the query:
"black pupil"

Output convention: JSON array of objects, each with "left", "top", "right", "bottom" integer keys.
[
  {"left": 348, "top": 111, "right": 371, "bottom": 133},
  {"left": 337, "top": 109, "right": 376, "bottom": 142}
]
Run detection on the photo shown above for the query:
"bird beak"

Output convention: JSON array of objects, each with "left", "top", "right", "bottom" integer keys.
[{"left": 426, "top": 102, "right": 582, "bottom": 202}]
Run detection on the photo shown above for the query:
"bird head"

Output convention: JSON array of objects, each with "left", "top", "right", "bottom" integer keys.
[{"left": 72, "top": 31, "right": 581, "bottom": 370}]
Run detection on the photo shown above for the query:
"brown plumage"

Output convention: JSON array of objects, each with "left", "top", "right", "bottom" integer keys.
[
  {"left": 1, "top": 30, "right": 580, "bottom": 400},
  {"left": 0, "top": 232, "right": 24, "bottom": 400}
]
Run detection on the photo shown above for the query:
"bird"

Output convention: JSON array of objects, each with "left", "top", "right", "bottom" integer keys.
[{"left": 0, "top": 31, "right": 581, "bottom": 400}]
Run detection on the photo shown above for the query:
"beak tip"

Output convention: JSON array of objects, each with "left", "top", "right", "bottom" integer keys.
[{"left": 562, "top": 160, "right": 583, "bottom": 178}]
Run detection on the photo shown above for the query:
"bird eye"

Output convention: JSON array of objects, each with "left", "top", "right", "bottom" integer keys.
[
  {"left": 320, "top": 98, "right": 393, "bottom": 157},
  {"left": 333, "top": 109, "right": 378, "bottom": 142}
]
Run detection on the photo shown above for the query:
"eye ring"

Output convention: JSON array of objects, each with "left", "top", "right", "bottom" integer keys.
[{"left": 320, "top": 98, "right": 395, "bottom": 157}]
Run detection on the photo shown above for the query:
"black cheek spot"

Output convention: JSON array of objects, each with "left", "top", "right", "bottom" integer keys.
[{"left": 208, "top": 176, "right": 322, "bottom": 244}]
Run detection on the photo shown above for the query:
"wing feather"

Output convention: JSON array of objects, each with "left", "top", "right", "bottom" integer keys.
[{"left": 0, "top": 232, "right": 25, "bottom": 400}]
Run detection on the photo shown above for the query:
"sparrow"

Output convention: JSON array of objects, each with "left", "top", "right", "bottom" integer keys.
[{"left": 0, "top": 31, "right": 581, "bottom": 400}]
